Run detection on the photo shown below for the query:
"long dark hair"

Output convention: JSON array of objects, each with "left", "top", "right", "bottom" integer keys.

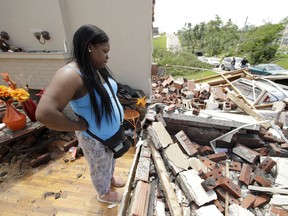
[{"left": 72, "top": 24, "right": 114, "bottom": 126}]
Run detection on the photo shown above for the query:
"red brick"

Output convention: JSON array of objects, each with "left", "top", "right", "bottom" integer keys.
[
  {"left": 218, "top": 176, "right": 241, "bottom": 198},
  {"left": 258, "top": 157, "right": 277, "bottom": 173},
  {"left": 213, "top": 200, "right": 224, "bottom": 213},
  {"left": 271, "top": 205, "right": 288, "bottom": 216},
  {"left": 207, "top": 152, "right": 227, "bottom": 162},
  {"left": 229, "top": 161, "right": 242, "bottom": 172},
  {"left": 241, "top": 194, "right": 256, "bottom": 208},
  {"left": 198, "top": 156, "right": 217, "bottom": 170},
  {"left": 239, "top": 163, "right": 252, "bottom": 186},
  {"left": 252, "top": 194, "right": 270, "bottom": 208},
  {"left": 252, "top": 175, "right": 272, "bottom": 187},
  {"left": 214, "top": 187, "right": 240, "bottom": 205}
]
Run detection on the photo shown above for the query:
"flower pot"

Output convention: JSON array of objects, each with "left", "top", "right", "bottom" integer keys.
[
  {"left": 2, "top": 101, "right": 26, "bottom": 131},
  {"left": 21, "top": 98, "right": 37, "bottom": 122}
]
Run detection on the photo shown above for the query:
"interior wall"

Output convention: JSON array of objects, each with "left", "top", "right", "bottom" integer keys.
[{"left": 0, "top": 0, "right": 152, "bottom": 95}]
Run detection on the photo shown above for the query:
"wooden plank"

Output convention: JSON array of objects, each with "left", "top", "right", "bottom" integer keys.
[
  {"left": 227, "top": 93, "right": 271, "bottom": 129},
  {"left": 221, "top": 74, "right": 255, "bottom": 109},
  {"left": 194, "top": 69, "right": 248, "bottom": 83},
  {"left": 147, "top": 179, "right": 157, "bottom": 216},
  {"left": 118, "top": 144, "right": 142, "bottom": 216},
  {"left": 208, "top": 74, "right": 242, "bottom": 86},
  {"left": 147, "top": 135, "right": 182, "bottom": 216},
  {"left": 232, "top": 143, "right": 260, "bottom": 163},
  {"left": 129, "top": 181, "right": 151, "bottom": 216},
  {"left": 248, "top": 186, "right": 288, "bottom": 195},
  {"left": 0, "top": 135, "right": 135, "bottom": 216}
]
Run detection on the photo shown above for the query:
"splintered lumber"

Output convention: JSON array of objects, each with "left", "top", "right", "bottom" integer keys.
[
  {"left": 129, "top": 181, "right": 151, "bottom": 216},
  {"left": 147, "top": 122, "right": 173, "bottom": 149},
  {"left": 30, "top": 153, "right": 51, "bottom": 168},
  {"left": 147, "top": 136, "right": 182, "bottom": 216},
  {"left": 207, "top": 74, "right": 243, "bottom": 86},
  {"left": 221, "top": 74, "right": 255, "bottom": 109},
  {"left": 118, "top": 144, "right": 142, "bottom": 216},
  {"left": 177, "top": 170, "right": 217, "bottom": 206},
  {"left": 194, "top": 69, "right": 248, "bottom": 84},
  {"left": 232, "top": 143, "right": 260, "bottom": 163},
  {"left": 147, "top": 180, "right": 157, "bottom": 216},
  {"left": 227, "top": 93, "right": 271, "bottom": 129},
  {"left": 248, "top": 186, "right": 288, "bottom": 195}
]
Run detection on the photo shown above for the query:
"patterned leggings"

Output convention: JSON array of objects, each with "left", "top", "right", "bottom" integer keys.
[{"left": 75, "top": 131, "right": 116, "bottom": 196}]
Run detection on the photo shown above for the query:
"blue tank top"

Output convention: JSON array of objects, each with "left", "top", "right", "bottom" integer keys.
[{"left": 69, "top": 67, "right": 124, "bottom": 140}]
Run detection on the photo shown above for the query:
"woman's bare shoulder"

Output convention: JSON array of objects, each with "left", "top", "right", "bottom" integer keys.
[{"left": 53, "top": 63, "right": 82, "bottom": 82}]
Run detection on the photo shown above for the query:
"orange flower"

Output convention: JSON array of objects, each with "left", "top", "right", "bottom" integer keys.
[
  {"left": 0, "top": 85, "right": 13, "bottom": 101},
  {"left": 136, "top": 96, "right": 146, "bottom": 108},
  {"left": 0, "top": 85, "right": 29, "bottom": 102},
  {"left": 10, "top": 88, "right": 30, "bottom": 102}
]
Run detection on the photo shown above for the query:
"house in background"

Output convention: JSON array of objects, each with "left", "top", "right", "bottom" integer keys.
[{"left": 0, "top": 0, "right": 154, "bottom": 100}]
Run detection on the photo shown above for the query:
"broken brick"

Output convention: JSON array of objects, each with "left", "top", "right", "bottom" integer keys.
[
  {"left": 239, "top": 163, "right": 253, "bottom": 186},
  {"left": 241, "top": 194, "right": 256, "bottom": 209},
  {"left": 252, "top": 194, "right": 271, "bottom": 208},
  {"left": 258, "top": 157, "right": 277, "bottom": 173}
]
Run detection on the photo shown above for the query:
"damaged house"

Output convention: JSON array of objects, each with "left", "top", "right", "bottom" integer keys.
[{"left": 1, "top": 1, "right": 288, "bottom": 216}]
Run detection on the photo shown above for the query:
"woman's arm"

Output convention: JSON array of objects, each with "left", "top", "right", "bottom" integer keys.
[{"left": 35, "top": 66, "right": 88, "bottom": 131}]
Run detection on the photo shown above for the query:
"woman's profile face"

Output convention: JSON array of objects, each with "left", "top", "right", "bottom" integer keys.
[{"left": 89, "top": 42, "right": 110, "bottom": 69}]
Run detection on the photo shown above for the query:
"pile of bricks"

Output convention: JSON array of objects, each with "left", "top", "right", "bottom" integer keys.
[
  {"left": 119, "top": 72, "right": 288, "bottom": 215},
  {"left": 143, "top": 119, "right": 288, "bottom": 215},
  {"left": 119, "top": 102, "right": 288, "bottom": 215}
]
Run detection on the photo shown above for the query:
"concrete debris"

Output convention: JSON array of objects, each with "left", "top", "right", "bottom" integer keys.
[{"left": 119, "top": 71, "right": 288, "bottom": 215}]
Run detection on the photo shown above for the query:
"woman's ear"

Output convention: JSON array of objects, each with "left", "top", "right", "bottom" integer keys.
[{"left": 88, "top": 44, "right": 92, "bottom": 53}]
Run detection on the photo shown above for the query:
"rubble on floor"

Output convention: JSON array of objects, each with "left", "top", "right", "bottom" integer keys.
[
  {"left": 118, "top": 71, "right": 288, "bottom": 215},
  {"left": 119, "top": 114, "right": 288, "bottom": 215},
  {"left": 0, "top": 128, "right": 78, "bottom": 183}
]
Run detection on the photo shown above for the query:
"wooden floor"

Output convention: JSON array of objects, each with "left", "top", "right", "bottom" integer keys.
[{"left": 0, "top": 137, "right": 135, "bottom": 216}]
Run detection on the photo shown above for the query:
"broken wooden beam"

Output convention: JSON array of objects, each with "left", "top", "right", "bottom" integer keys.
[{"left": 147, "top": 135, "right": 182, "bottom": 216}]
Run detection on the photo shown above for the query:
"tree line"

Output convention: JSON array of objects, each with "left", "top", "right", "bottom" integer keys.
[{"left": 178, "top": 15, "right": 287, "bottom": 64}]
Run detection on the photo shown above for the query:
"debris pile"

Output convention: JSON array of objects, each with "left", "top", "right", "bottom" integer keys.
[
  {"left": 119, "top": 116, "right": 288, "bottom": 215},
  {"left": 119, "top": 70, "right": 288, "bottom": 215}
]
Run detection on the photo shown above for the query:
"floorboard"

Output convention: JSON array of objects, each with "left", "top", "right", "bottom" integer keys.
[{"left": 0, "top": 136, "right": 135, "bottom": 216}]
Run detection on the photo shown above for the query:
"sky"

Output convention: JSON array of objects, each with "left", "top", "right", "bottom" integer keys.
[{"left": 154, "top": 0, "right": 288, "bottom": 33}]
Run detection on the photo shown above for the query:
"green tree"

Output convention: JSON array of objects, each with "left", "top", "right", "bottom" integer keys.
[
  {"left": 221, "top": 19, "right": 240, "bottom": 55},
  {"left": 204, "top": 15, "right": 223, "bottom": 56},
  {"left": 181, "top": 23, "right": 193, "bottom": 51},
  {"left": 239, "top": 23, "right": 285, "bottom": 64}
]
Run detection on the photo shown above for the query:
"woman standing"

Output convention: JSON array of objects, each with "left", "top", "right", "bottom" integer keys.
[{"left": 36, "top": 24, "right": 125, "bottom": 204}]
